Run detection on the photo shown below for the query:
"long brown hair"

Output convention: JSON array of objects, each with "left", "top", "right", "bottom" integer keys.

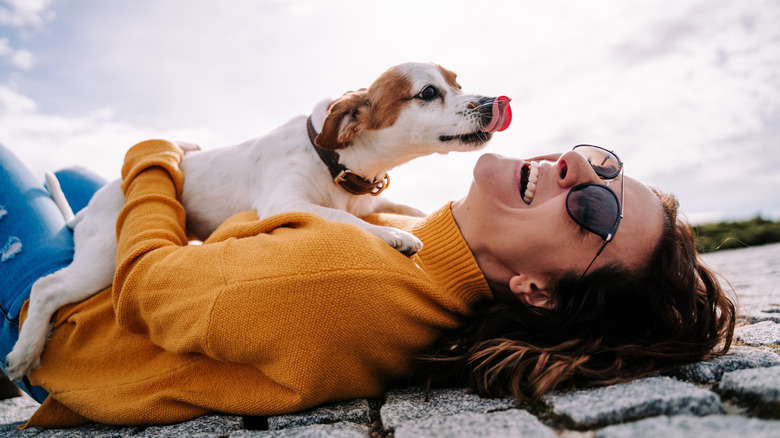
[{"left": 420, "top": 190, "right": 736, "bottom": 400}]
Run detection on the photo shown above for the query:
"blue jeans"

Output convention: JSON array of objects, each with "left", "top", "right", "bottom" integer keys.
[{"left": 0, "top": 144, "right": 106, "bottom": 402}]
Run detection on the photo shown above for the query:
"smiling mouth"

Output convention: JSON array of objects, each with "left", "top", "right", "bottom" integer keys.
[
  {"left": 519, "top": 161, "right": 540, "bottom": 205},
  {"left": 439, "top": 131, "right": 493, "bottom": 145}
]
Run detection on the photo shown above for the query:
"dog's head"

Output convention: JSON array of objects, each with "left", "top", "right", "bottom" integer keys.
[{"left": 314, "top": 63, "right": 511, "bottom": 156}]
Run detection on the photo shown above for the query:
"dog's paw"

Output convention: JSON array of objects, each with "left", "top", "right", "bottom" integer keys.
[
  {"left": 5, "top": 345, "right": 42, "bottom": 382},
  {"left": 373, "top": 226, "right": 423, "bottom": 256}
]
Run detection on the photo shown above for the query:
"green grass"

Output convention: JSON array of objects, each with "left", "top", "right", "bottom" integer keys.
[{"left": 694, "top": 216, "right": 780, "bottom": 252}]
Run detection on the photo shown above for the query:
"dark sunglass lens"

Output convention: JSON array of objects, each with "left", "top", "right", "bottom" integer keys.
[
  {"left": 567, "top": 185, "right": 620, "bottom": 236},
  {"left": 575, "top": 146, "right": 620, "bottom": 179}
]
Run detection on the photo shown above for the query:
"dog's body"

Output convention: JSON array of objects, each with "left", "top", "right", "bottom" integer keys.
[{"left": 5, "top": 62, "right": 511, "bottom": 381}]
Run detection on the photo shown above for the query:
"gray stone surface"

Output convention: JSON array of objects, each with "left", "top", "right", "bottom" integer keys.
[
  {"left": 267, "top": 399, "right": 370, "bottom": 430},
  {"left": 701, "top": 243, "right": 780, "bottom": 318},
  {"left": 736, "top": 320, "right": 780, "bottom": 345},
  {"left": 743, "top": 305, "right": 780, "bottom": 324},
  {"left": 541, "top": 376, "right": 723, "bottom": 427},
  {"left": 0, "top": 393, "right": 39, "bottom": 426},
  {"left": 135, "top": 414, "right": 243, "bottom": 437},
  {"left": 229, "top": 422, "right": 368, "bottom": 437},
  {"left": 673, "top": 345, "right": 780, "bottom": 383},
  {"left": 380, "top": 387, "right": 516, "bottom": 429},
  {"left": 30, "top": 423, "right": 142, "bottom": 437},
  {"left": 393, "top": 409, "right": 557, "bottom": 438},
  {"left": 720, "top": 365, "right": 780, "bottom": 404},
  {"left": 594, "top": 415, "right": 780, "bottom": 438},
  {"left": 1, "top": 243, "right": 780, "bottom": 436}
]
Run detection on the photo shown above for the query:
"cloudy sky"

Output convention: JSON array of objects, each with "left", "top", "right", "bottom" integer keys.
[{"left": 1, "top": 0, "right": 778, "bottom": 224}]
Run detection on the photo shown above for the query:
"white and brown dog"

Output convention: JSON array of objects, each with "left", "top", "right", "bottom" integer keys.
[{"left": 5, "top": 62, "right": 512, "bottom": 380}]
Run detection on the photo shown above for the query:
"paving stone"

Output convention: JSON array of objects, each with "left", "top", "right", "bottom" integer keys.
[
  {"left": 380, "top": 387, "right": 517, "bottom": 429},
  {"left": 594, "top": 414, "right": 780, "bottom": 438},
  {"left": 744, "top": 305, "right": 780, "bottom": 324},
  {"left": 393, "top": 409, "right": 557, "bottom": 438},
  {"left": 673, "top": 346, "right": 780, "bottom": 383},
  {"left": 541, "top": 376, "right": 722, "bottom": 427},
  {"left": 0, "top": 424, "right": 40, "bottom": 437},
  {"left": 33, "top": 423, "right": 142, "bottom": 437},
  {"left": 736, "top": 321, "right": 780, "bottom": 346},
  {"left": 720, "top": 365, "right": 780, "bottom": 404},
  {"left": 701, "top": 243, "right": 780, "bottom": 319},
  {"left": 0, "top": 394, "right": 39, "bottom": 426},
  {"left": 229, "top": 421, "right": 368, "bottom": 437},
  {"left": 136, "top": 414, "right": 243, "bottom": 437},
  {"left": 267, "top": 399, "right": 370, "bottom": 430}
]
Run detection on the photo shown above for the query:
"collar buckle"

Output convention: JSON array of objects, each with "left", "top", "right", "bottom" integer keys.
[{"left": 334, "top": 169, "right": 389, "bottom": 196}]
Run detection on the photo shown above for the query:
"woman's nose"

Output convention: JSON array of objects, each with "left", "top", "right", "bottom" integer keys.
[{"left": 556, "top": 150, "right": 601, "bottom": 188}]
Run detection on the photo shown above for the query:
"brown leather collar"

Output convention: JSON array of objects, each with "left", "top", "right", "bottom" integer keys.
[{"left": 306, "top": 115, "right": 389, "bottom": 196}]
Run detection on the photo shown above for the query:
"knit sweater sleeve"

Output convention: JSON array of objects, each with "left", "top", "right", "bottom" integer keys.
[{"left": 112, "top": 139, "right": 207, "bottom": 351}]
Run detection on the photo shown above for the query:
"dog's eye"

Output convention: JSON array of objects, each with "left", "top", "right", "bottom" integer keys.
[{"left": 417, "top": 85, "right": 439, "bottom": 101}]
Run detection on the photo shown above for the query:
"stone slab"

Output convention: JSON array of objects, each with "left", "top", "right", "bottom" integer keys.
[
  {"left": 673, "top": 346, "right": 780, "bottom": 383},
  {"left": 380, "top": 387, "right": 516, "bottom": 429},
  {"left": 136, "top": 414, "right": 243, "bottom": 437},
  {"left": 594, "top": 414, "right": 780, "bottom": 438},
  {"left": 267, "top": 399, "right": 370, "bottom": 430},
  {"left": 720, "top": 365, "right": 780, "bottom": 404},
  {"left": 541, "top": 376, "right": 722, "bottom": 427},
  {"left": 394, "top": 409, "right": 557, "bottom": 438},
  {"left": 30, "top": 423, "right": 143, "bottom": 437},
  {"left": 701, "top": 243, "right": 780, "bottom": 318},
  {"left": 736, "top": 321, "right": 780, "bottom": 346},
  {"left": 0, "top": 424, "right": 39, "bottom": 437},
  {"left": 229, "top": 421, "right": 368, "bottom": 437},
  {"left": 0, "top": 393, "right": 39, "bottom": 426},
  {"left": 743, "top": 306, "right": 780, "bottom": 324}
]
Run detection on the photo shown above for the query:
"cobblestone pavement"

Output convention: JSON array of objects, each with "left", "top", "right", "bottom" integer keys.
[{"left": 2, "top": 243, "right": 779, "bottom": 437}]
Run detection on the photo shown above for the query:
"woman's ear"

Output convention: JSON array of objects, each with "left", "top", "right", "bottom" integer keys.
[
  {"left": 315, "top": 89, "right": 368, "bottom": 150},
  {"left": 509, "top": 274, "right": 552, "bottom": 309}
]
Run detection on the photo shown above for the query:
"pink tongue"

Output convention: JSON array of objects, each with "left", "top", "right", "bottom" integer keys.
[{"left": 481, "top": 96, "right": 512, "bottom": 133}]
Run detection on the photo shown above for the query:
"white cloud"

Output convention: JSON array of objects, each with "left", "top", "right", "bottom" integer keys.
[
  {"left": 0, "top": 37, "right": 10, "bottom": 55},
  {"left": 0, "top": 84, "right": 36, "bottom": 111},
  {"left": 0, "top": 85, "right": 214, "bottom": 183},
  {"left": 1, "top": 33, "right": 36, "bottom": 72},
  {"left": 9, "top": 48, "right": 32, "bottom": 69},
  {"left": 0, "top": 0, "right": 55, "bottom": 28}
]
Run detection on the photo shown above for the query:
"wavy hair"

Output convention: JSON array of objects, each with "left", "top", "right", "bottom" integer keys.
[{"left": 419, "top": 190, "right": 736, "bottom": 400}]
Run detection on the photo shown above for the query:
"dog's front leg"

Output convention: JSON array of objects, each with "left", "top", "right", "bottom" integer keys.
[
  {"left": 267, "top": 202, "right": 423, "bottom": 256},
  {"left": 5, "top": 247, "right": 115, "bottom": 381}
]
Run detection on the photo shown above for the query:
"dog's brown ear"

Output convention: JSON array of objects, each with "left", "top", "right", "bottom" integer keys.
[{"left": 315, "top": 90, "right": 368, "bottom": 150}]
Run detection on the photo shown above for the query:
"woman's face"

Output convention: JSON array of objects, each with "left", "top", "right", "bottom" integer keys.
[{"left": 451, "top": 150, "right": 664, "bottom": 306}]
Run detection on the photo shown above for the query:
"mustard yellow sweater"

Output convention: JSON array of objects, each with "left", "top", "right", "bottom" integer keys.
[{"left": 20, "top": 140, "right": 492, "bottom": 428}]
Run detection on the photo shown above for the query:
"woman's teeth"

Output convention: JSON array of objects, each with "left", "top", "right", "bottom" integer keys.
[{"left": 523, "top": 161, "right": 540, "bottom": 205}]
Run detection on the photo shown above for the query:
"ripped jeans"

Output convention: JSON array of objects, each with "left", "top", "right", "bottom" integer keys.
[{"left": 0, "top": 143, "right": 105, "bottom": 402}]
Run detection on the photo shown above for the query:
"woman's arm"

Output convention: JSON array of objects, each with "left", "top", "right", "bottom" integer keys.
[{"left": 112, "top": 140, "right": 220, "bottom": 353}]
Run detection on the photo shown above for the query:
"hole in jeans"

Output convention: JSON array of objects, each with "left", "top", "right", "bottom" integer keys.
[
  {"left": 1, "top": 236, "right": 22, "bottom": 262},
  {"left": 0, "top": 205, "right": 6, "bottom": 221}
]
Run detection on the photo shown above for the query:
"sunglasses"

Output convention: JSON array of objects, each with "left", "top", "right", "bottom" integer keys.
[{"left": 565, "top": 144, "right": 624, "bottom": 279}]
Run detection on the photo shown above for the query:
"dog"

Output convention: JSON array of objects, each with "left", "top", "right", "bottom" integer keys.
[{"left": 5, "top": 62, "right": 512, "bottom": 381}]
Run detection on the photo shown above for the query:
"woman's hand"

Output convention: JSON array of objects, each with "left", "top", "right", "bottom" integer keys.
[{"left": 173, "top": 141, "right": 201, "bottom": 155}]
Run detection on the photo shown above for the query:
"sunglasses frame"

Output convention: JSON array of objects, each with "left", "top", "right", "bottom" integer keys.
[{"left": 567, "top": 145, "right": 624, "bottom": 279}]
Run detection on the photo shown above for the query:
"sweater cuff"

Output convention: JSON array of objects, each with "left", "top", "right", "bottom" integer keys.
[{"left": 120, "top": 140, "right": 185, "bottom": 198}]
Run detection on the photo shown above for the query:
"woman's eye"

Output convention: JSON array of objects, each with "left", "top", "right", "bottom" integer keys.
[{"left": 417, "top": 85, "right": 439, "bottom": 101}]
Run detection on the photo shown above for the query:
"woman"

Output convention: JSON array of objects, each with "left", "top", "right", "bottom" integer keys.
[{"left": 0, "top": 140, "right": 734, "bottom": 428}]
